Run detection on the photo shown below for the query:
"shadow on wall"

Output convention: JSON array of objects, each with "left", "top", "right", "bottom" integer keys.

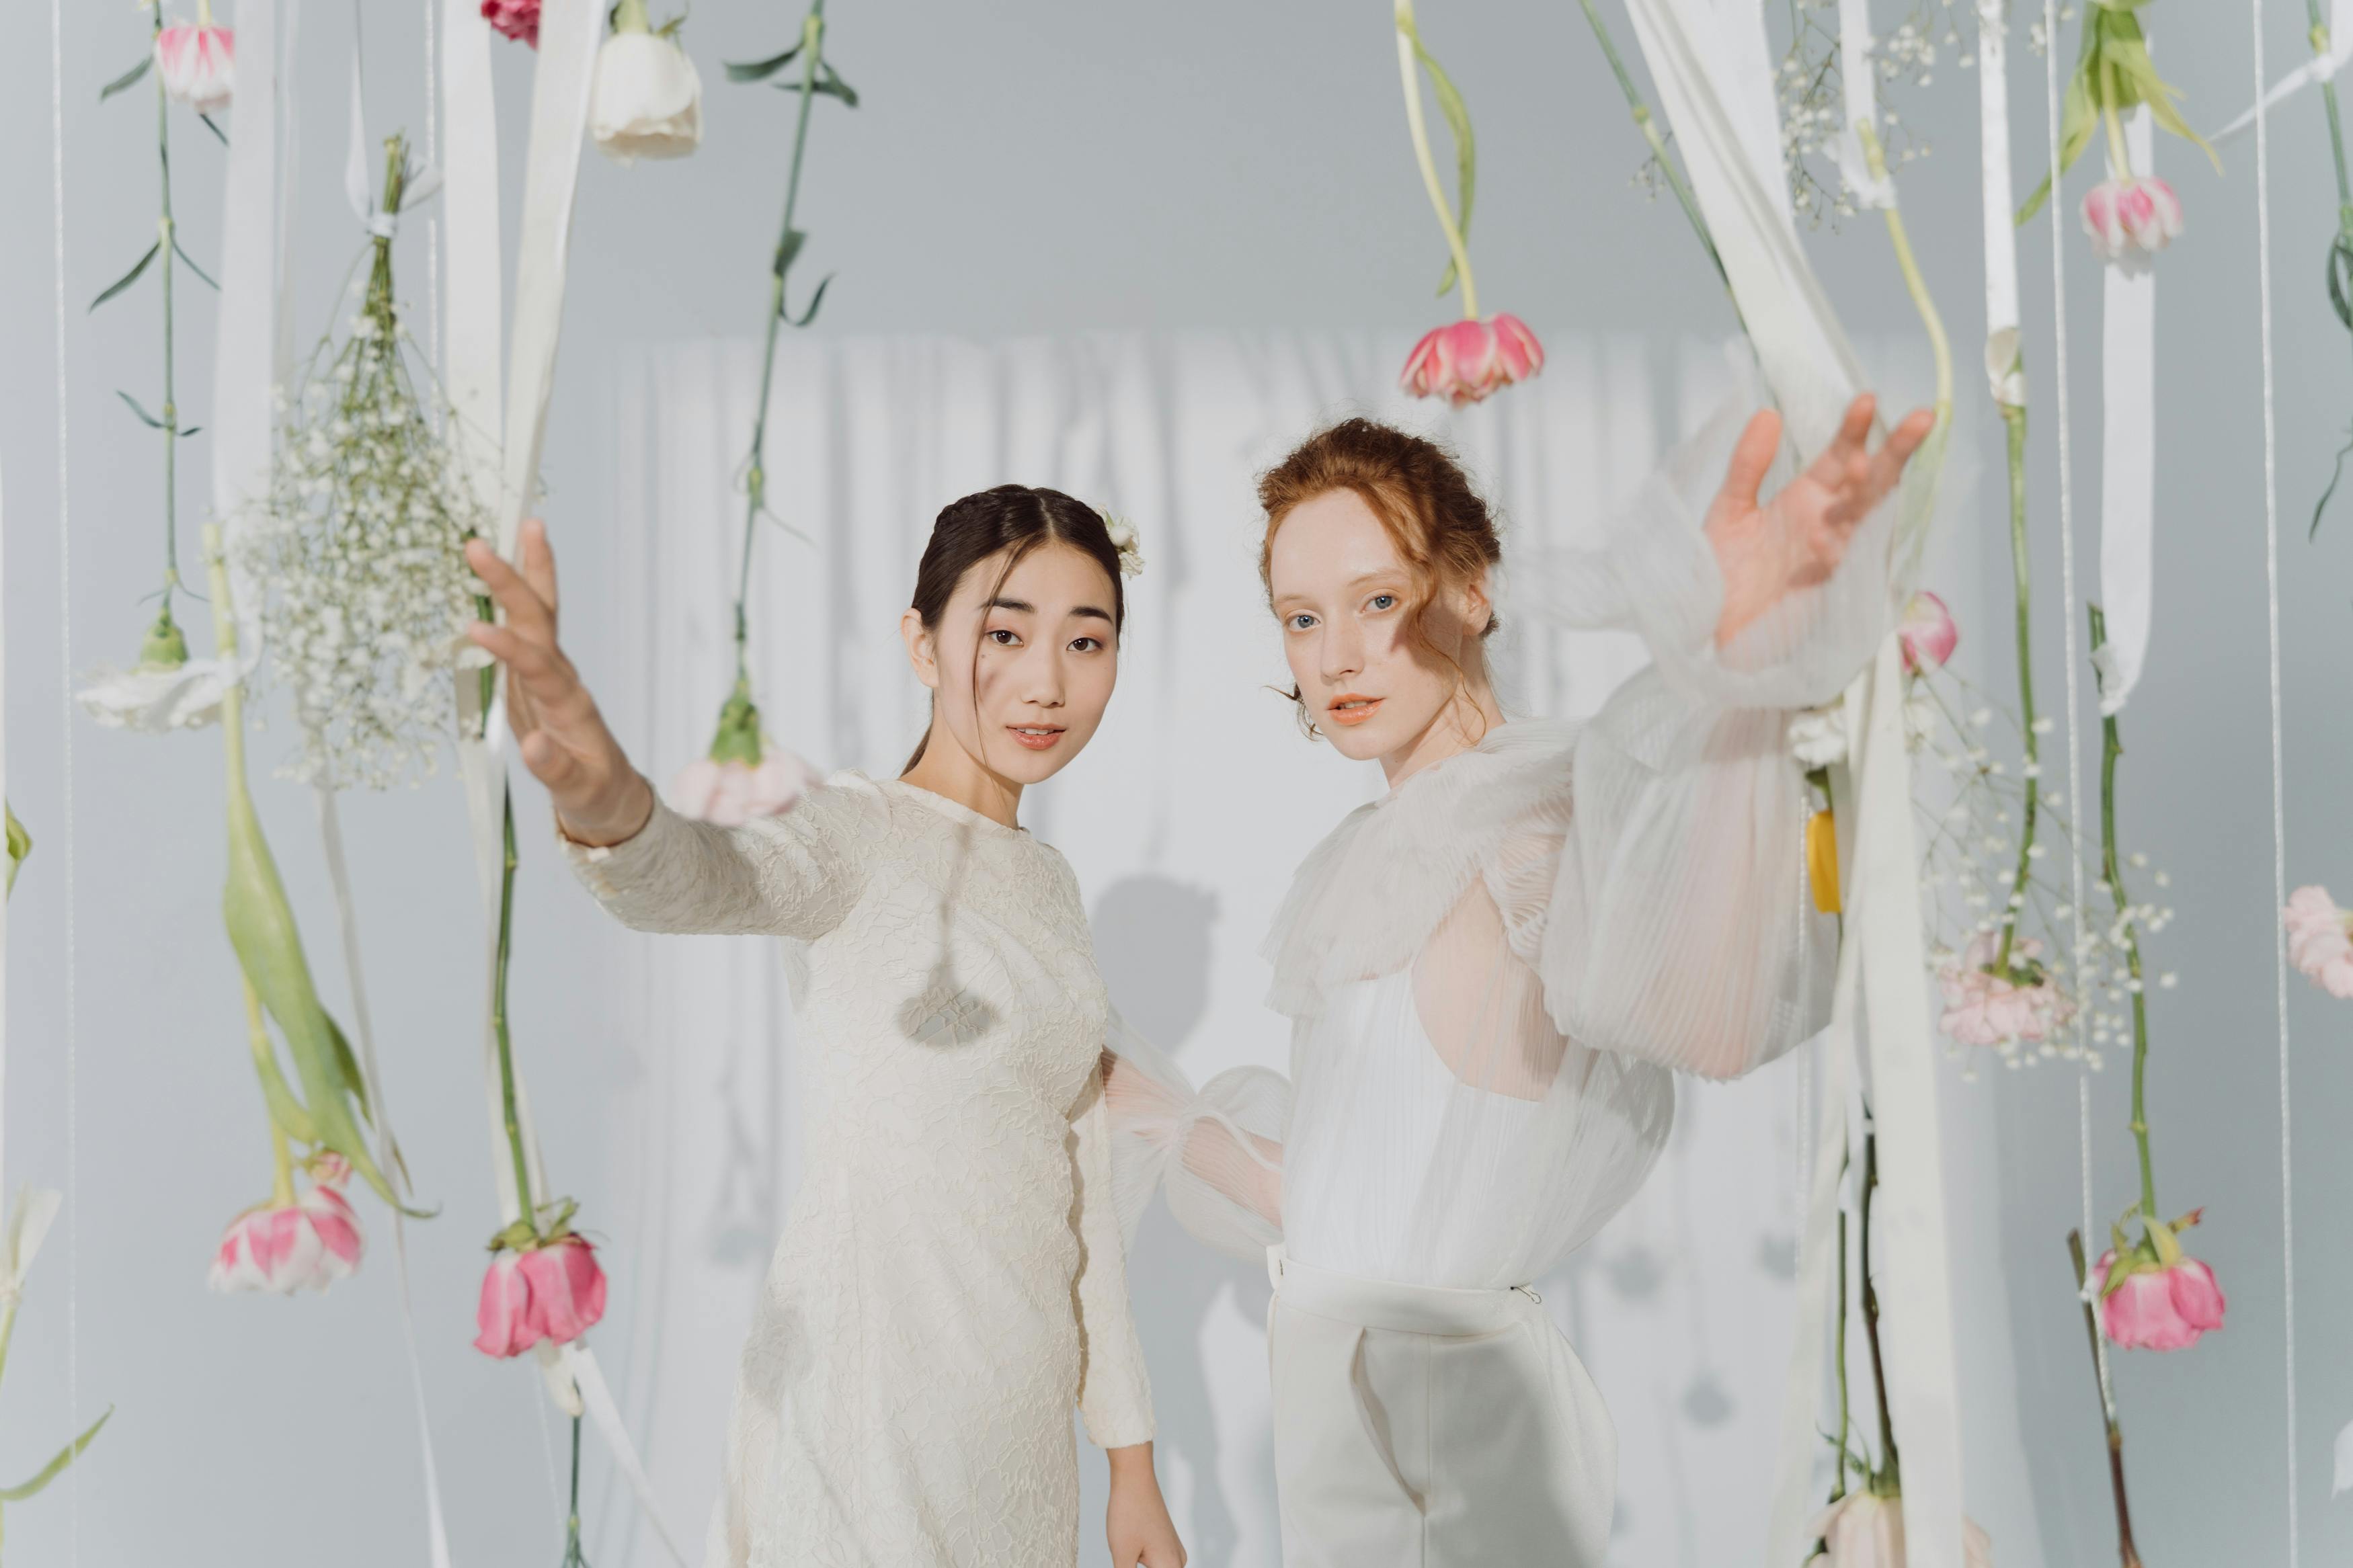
[{"left": 1089, "top": 873, "right": 1273, "bottom": 1566}]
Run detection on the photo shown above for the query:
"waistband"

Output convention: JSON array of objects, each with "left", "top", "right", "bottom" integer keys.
[{"left": 1266, "top": 1244, "right": 1540, "bottom": 1337}]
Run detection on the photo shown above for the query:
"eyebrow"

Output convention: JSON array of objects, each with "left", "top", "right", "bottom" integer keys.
[
  {"left": 986, "top": 596, "right": 1115, "bottom": 624},
  {"left": 1273, "top": 571, "right": 1407, "bottom": 609}
]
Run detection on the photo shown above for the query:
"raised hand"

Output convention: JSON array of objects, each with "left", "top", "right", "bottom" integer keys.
[
  {"left": 465, "top": 518, "right": 654, "bottom": 847},
  {"left": 1702, "top": 392, "right": 1936, "bottom": 647}
]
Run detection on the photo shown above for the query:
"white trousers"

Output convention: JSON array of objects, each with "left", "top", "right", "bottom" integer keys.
[{"left": 1265, "top": 1247, "right": 1617, "bottom": 1568}]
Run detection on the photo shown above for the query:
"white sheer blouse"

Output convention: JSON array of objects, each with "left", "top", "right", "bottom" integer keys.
[{"left": 1108, "top": 402, "right": 1893, "bottom": 1290}]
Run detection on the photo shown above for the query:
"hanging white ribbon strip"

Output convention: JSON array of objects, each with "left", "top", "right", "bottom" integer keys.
[
  {"left": 209, "top": 0, "right": 276, "bottom": 673},
  {"left": 1977, "top": 0, "right": 2024, "bottom": 405},
  {"left": 440, "top": 0, "right": 502, "bottom": 504},
  {"left": 2214, "top": 0, "right": 2353, "bottom": 145},
  {"left": 454, "top": 1, "right": 686, "bottom": 1557},
  {"left": 1836, "top": 0, "right": 1895, "bottom": 208},
  {"left": 2096, "top": 108, "right": 2156, "bottom": 714}
]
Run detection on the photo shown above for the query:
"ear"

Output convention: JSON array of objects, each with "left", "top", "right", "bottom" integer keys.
[
  {"left": 901, "top": 608, "right": 939, "bottom": 692},
  {"left": 1456, "top": 567, "right": 1496, "bottom": 639}
]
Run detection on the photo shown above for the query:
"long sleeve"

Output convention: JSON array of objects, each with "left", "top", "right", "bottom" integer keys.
[
  {"left": 1507, "top": 387, "right": 1895, "bottom": 1081},
  {"left": 1100, "top": 1014, "right": 1288, "bottom": 1266},
  {"left": 560, "top": 774, "right": 885, "bottom": 941},
  {"left": 1068, "top": 1067, "right": 1156, "bottom": 1449}
]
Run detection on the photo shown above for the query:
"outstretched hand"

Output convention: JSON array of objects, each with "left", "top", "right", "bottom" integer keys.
[
  {"left": 1702, "top": 392, "right": 1936, "bottom": 647},
  {"left": 465, "top": 518, "right": 653, "bottom": 848}
]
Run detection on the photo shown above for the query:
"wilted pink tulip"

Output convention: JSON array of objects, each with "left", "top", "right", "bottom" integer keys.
[
  {"left": 2098, "top": 1246, "right": 2226, "bottom": 1351},
  {"left": 2082, "top": 177, "right": 2183, "bottom": 270},
  {"left": 155, "top": 22, "right": 235, "bottom": 113},
  {"left": 671, "top": 751, "right": 817, "bottom": 827},
  {"left": 208, "top": 1167, "right": 363, "bottom": 1294},
  {"left": 1936, "top": 931, "right": 2076, "bottom": 1050},
  {"left": 481, "top": 0, "right": 541, "bottom": 47},
  {"left": 2284, "top": 885, "right": 2353, "bottom": 999},
  {"left": 473, "top": 1233, "right": 607, "bottom": 1358},
  {"left": 1899, "top": 591, "right": 1957, "bottom": 674},
  {"left": 1804, "top": 1490, "right": 1995, "bottom": 1567},
  {"left": 1400, "top": 314, "right": 1545, "bottom": 407}
]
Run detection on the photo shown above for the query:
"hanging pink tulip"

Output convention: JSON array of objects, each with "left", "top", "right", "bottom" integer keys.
[
  {"left": 1936, "top": 932, "right": 2075, "bottom": 1050},
  {"left": 1400, "top": 314, "right": 1545, "bottom": 407},
  {"left": 2284, "top": 885, "right": 2353, "bottom": 999},
  {"left": 481, "top": 0, "right": 542, "bottom": 48},
  {"left": 2081, "top": 177, "right": 2183, "bottom": 271},
  {"left": 473, "top": 1233, "right": 607, "bottom": 1358},
  {"left": 154, "top": 21, "right": 236, "bottom": 114},
  {"left": 1898, "top": 591, "right": 1958, "bottom": 673},
  {"left": 671, "top": 751, "right": 817, "bottom": 827},
  {"left": 207, "top": 1163, "right": 364, "bottom": 1294},
  {"left": 2096, "top": 1245, "right": 2226, "bottom": 1351}
]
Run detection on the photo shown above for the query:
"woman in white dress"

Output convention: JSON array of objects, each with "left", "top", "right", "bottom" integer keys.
[
  {"left": 465, "top": 488, "right": 1186, "bottom": 1568},
  {"left": 1109, "top": 390, "right": 1932, "bottom": 1565}
]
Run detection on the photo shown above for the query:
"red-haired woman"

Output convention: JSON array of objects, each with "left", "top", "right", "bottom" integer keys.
[{"left": 1112, "top": 390, "right": 1932, "bottom": 1566}]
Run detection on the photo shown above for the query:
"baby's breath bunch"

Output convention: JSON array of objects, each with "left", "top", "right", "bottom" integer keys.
[
  {"left": 1771, "top": 0, "right": 1972, "bottom": 229},
  {"left": 239, "top": 132, "right": 490, "bottom": 790}
]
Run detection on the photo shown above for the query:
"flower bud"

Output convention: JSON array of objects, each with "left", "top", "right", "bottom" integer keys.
[
  {"left": 1898, "top": 591, "right": 1957, "bottom": 673},
  {"left": 590, "top": 12, "right": 703, "bottom": 165},
  {"left": 207, "top": 1169, "right": 363, "bottom": 1294},
  {"left": 1400, "top": 314, "right": 1545, "bottom": 406},
  {"left": 155, "top": 23, "right": 235, "bottom": 114},
  {"left": 2081, "top": 177, "right": 2183, "bottom": 272}
]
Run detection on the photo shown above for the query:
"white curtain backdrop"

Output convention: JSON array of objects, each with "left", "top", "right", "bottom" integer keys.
[{"left": 576, "top": 327, "right": 2040, "bottom": 1568}]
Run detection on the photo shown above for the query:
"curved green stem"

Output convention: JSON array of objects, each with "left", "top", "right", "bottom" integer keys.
[
  {"left": 1858, "top": 1124, "right": 1900, "bottom": 1493},
  {"left": 733, "top": 1, "right": 830, "bottom": 688},
  {"left": 492, "top": 784, "right": 539, "bottom": 1242},
  {"left": 1571, "top": 0, "right": 1728, "bottom": 293},
  {"left": 2087, "top": 606, "right": 2157, "bottom": 1225},
  {"left": 1994, "top": 401, "right": 2040, "bottom": 975},
  {"left": 1857, "top": 123, "right": 1952, "bottom": 427},
  {"left": 1394, "top": 1, "right": 1478, "bottom": 319}
]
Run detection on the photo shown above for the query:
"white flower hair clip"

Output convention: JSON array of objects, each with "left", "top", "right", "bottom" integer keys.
[{"left": 1099, "top": 510, "right": 1144, "bottom": 579}]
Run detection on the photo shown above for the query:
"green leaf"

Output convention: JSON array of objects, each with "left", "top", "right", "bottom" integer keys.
[
  {"left": 89, "top": 241, "right": 161, "bottom": 312},
  {"left": 0, "top": 1409, "right": 111, "bottom": 1502},
  {"left": 2015, "top": 75, "right": 2098, "bottom": 225},
  {"left": 724, "top": 43, "right": 801, "bottom": 83},
  {"left": 177, "top": 425, "right": 202, "bottom": 438},
  {"left": 5, "top": 800, "right": 30, "bottom": 897},
  {"left": 785, "top": 273, "right": 832, "bottom": 327},
  {"left": 172, "top": 237, "right": 218, "bottom": 291},
  {"left": 115, "top": 390, "right": 165, "bottom": 429},
  {"left": 199, "top": 112, "right": 229, "bottom": 147},
  {"left": 771, "top": 73, "right": 858, "bottom": 106},
  {"left": 1414, "top": 39, "right": 1476, "bottom": 296},
  {"left": 773, "top": 227, "right": 807, "bottom": 280},
  {"left": 223, "top": 782, "right": 428, "bottom": 1217},
  {"left": 99, "top": 56, "right": 151, "bottom": 102}
]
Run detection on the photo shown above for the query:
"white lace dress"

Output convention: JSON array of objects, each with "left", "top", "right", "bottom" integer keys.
[{"left": 565, "top": 774, "right": 1155, "bottom": 1568}]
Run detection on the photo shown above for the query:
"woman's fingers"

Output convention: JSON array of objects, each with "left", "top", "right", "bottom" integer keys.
[
  {"left": 1720, "top": 408, "right": 1783, "bottom": 518},
  {"left": 465, "top": 537, "right": 557, "bottom": 644},
  {"left": 517, "top": 518, "right": 561, "bottom": 630}
]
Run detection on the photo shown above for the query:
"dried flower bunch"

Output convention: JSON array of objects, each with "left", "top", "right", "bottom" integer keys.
[
  {"left": 239, "top": 134, "right": 491, "bottom": 790},
  {"left": 1771, "top": 0, "right": 1967, "bottom": 228}
]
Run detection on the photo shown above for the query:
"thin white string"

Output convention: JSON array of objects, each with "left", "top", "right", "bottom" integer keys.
[
  {"left": 423, "top": 0, "right": 441, "bottom": 424},
  {"left": 2249, "top": 0, "right": 2299, "bottom": 1555},
  {"left": 48, "top": 0, "right": 80, "bottom": 1557},
  {"left": 2043, "top": 0, "right": 2092, "bottom": 1251}
]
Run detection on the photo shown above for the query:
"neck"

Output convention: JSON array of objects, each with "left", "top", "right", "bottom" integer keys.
[
  {"left": 1378, "top": 677, "right": 1507, "bottom": 788},
  {"left": 899, "top": 725, "right": 1025, "bottom": 829}
]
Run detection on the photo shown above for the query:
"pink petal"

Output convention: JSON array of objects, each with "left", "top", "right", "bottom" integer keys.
[
  {"left": 473, "top": 1252, "right": 541, "bottom": 1358},
  {"left": 2169, "top": 1257, "right": 2227, "bottom": 1333},
  {"left": 1400, "top": 328, "right": 1446, "bottom": 397},
  {"left": 520, "top": 1235, "right": 608, "bottom": 1345}
]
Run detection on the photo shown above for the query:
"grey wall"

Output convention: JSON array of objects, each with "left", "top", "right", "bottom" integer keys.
[{"left": 5, "top": 0, "right": 2352, "bottom": 1563}]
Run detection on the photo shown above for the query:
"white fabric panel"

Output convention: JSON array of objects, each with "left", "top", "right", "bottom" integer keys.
[{"left": 2097, "top": 108, "right": 2158, "bottom": 714}]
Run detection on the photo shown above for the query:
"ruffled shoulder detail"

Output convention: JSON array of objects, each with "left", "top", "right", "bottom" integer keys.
[{"left": 1261, "top": 720, "right": 1578, "bottom": 1019}]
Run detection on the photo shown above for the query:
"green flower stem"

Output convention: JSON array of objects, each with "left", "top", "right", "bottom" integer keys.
[
  {"left": 492, "top": 783, "right": 539, "bottom": 1244},
  {"left": 245, "top": 969, "right": 299, "bottom": 1206},
  {"left": 1831, "top": 1198, "right": 1851, "bottom": 1500},
  {"left": 733, "top": 0, "right": 830, "bottom": 690},
  {"left": 2087, "top": 605, "right": 2156, "bottom": 1226},
  {"left": 2101, "top": 57, "right": 2132, "bottom": 179},
  {"left": 1858, "top": 1126, "right": 1900, "bottom": 1494},
  {"left": 2310, "top": 3, "right": 2353, "bottom": 210},
  {"left": 151, "top": 5, "right": 184, "bottom": 623},
  {"left": 1572, "top": 0, "right": 1728, "bottom": 292},
  {"left": 1395, "top": 0, "right": 1478, "bottom": 319},
  {"left": 560, "top": 1413, "right": 591, "bottom": 1565},
  {"left": 2068, "top": 1229, "right": 2143, "bottom": 1568},
  {"left": 1858, "top": 123, "right": 1953, "bottom": 426},
  {"left": 611, "top": 0, "right": 652, "bottom": 34},
  {"left": 1993, "top": 399, "right": 2040, "bottom": 975}
]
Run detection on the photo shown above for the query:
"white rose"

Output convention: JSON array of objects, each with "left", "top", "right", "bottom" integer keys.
[{"left": 590, "top": 22, "right": 703, "bottom": 166}]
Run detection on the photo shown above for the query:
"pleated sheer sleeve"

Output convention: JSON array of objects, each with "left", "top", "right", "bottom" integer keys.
[
  {"left": 1066, "top": 1065, "right": 1156, "bottom": 1449},
  {"left": 1099, "top": 1014, "right": 1289, "bottom": 1266},
  {"left": 1507, "top": 397, "right": 1895, "bottom": 1081},
  {"left": 559, "top": 772, "right": 887, "bottom": 942}
]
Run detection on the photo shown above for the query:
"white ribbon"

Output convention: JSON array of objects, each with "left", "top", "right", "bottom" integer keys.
[
  {"left": 456, "top": 1, "right": 688, "bottom": 1557},
  {"left": 1977, "top": 0, "right": 2024, "bottom": 407},
  {"left": 440, "top": 0, "right": 503, "bottom": 504},
  {"left": 1836, "top": 0, "right": 1895, "bottom": 209},
  {"left": 2214, "top": 0, "right": 2353, "bottom": 145},
  {"left": 1609, "top": 1, "right": 1966, "bottom": 1561},
  {"left": 209, "top": 0, "right": 276, "bottom": 674},
  {"left": 2096, "top": 108, "right": 2157, "bottom": 714}
]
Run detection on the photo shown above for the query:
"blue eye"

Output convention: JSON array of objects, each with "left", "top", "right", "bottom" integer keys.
[
  {"left": 1367, "top": 593, "right": 1398, "bottom": 612},
  {"left": 1288, "top": 614, "right": 1317, "bottom": 631}
]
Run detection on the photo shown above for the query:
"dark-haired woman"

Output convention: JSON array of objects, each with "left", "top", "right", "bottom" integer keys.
[
  {"left": 1110, "top": 392, "right": 1933, "bottom": 1566},
  {"left": 465, "top": 489, "right": 1185, "bottom": 1568}
]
